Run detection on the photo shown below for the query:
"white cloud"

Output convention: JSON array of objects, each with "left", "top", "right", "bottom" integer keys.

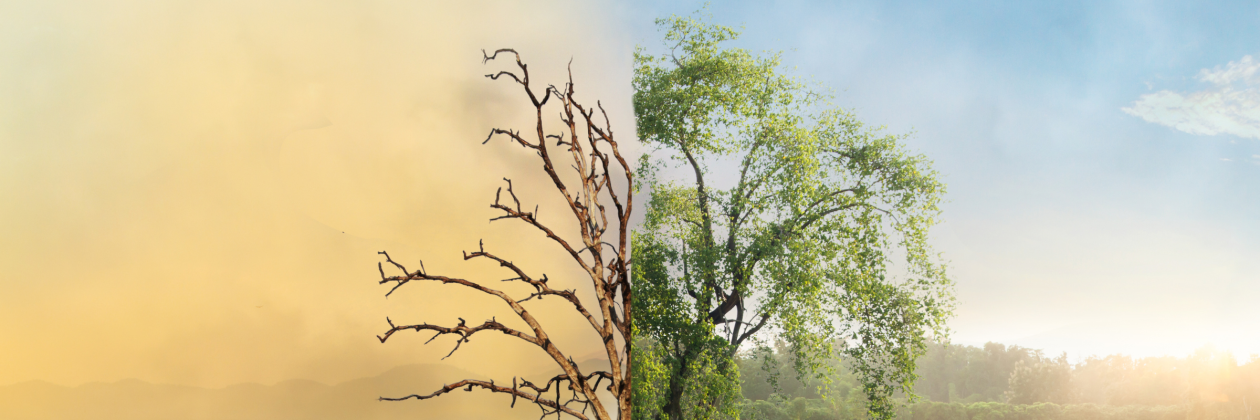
[
  {"left": 1196, "top": 55, "right": 1260, "bottom": 85},
  {"left": 1123, "top": 55, "right": 1260, "bottom": 139}
]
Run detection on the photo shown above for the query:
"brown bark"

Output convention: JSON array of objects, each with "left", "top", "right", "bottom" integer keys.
[{"left": 374, "top": 49, "right": 632, "bottom": 420}]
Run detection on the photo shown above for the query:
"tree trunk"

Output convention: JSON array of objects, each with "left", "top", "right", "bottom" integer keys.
[{"left": 662, "top": 348, "right": 695, "bottom": 420}]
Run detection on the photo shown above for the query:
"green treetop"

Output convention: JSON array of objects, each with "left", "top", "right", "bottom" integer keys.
[{"left": 630, "top": 14, "right": 955, "bottom": 420}]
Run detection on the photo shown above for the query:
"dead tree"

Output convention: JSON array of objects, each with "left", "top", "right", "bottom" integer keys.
[{"left": 374, "top": 49, "right": 632, "bottom": 420}]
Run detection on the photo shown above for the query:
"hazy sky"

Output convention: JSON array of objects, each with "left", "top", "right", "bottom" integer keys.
[
  {"left": 0, "top": 0, "right": 637, "bottom": 389},
  {"left": 1, "top": 0, "right": 1257, "bottom": 393}
]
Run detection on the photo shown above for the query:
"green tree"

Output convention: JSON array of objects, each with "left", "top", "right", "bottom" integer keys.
[{"left": 631, "top": 14, "right": 955, "bottom": 420}]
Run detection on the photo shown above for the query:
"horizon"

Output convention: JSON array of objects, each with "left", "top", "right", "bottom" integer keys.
[{"left": 7, "top": 338, "right": 1252, "bottom": 389}]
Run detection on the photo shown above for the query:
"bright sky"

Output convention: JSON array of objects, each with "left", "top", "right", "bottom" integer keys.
[
  {"left": 1, "top": 0, "right": 1257, "bottom": 393},
  {"left": 615, "top": 0, "right": 1260, "bottom": 360}
]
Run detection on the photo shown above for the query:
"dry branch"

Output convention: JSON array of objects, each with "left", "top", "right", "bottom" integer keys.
[{"left": 374, "top": 48, "right": 633, "bottom": 420}]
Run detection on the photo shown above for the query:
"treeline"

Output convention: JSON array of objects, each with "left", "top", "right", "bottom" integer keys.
[
  {"left": 744, "top": 399, "right": 1198, "bottom": 420},
  {"left": 737, "top": 341, "right": 1260, "bottom": 420}
]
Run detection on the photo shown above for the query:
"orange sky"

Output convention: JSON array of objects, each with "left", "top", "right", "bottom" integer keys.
[{"left": 0, "top": 0, "right": 637, "bottom": 389}]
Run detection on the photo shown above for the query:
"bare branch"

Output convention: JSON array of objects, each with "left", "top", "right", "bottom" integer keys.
[
  {"left": 381, "top": 378, "right": 589, "bottom": 420},
  {"left": 485, "top": 128, "right": 539, "bottom": 149},
  {"left": 376, "top": 48, "right": 631, "bottom": 420},
  {"left": 464, "top": 245, "right": 604, "bottom": 334},
  {"left": 376, "top": 317, "right": 538, "bottom": 359}
]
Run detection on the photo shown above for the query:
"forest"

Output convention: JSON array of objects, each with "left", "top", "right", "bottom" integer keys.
[{"left": 736, "top": 340, "right": 1260, "bottom": 420}]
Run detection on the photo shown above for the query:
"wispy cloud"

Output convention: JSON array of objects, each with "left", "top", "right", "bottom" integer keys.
[{"left": 1123, "top": 55, "right": 1260, "bottom": 139}]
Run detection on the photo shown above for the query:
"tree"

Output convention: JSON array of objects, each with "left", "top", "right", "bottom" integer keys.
[
  {"left": 631, "top": 15, "right": 954, "bottom": 420},
  {"left": 373, "top": 49, "right": 633, "bottom": 420}
]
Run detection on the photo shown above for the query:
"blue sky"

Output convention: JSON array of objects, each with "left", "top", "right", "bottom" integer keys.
[{"left": 613, "top": 0, "right": 1260, "bottom": 359}]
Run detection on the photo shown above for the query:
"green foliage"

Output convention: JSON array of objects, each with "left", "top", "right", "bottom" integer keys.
[
  {"left": 634, "top": 325, "right": 673, "bottom": 420},
  {"left": 743, "top": 396, "right": 868, "bottom": 420},
  {"left": 631, "top": 11, "right": 954, "bottom": 420},
  {"left": 633, "top": 333, "right": 743, "bottom": 420},
  {"left": 678, "top": 340, "right": 744, "bottom": 420},
  {"left": 631, "top": 333, "right": 743, "bottom": 420},
  {"left": 634, "top": 231, "right": 744, "bottom": 420},
  {"left": 737, "top": 348, "right": 872, "bottom": 420}
]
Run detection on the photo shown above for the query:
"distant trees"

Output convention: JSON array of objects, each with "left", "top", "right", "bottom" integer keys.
[
  {"left": 738, "top": 340, "right": 868, "bottom": 403},
  {"left": 1072, "top": 354, "right": 1185, "bottom": 406},
  {"left": 373, "top": 50, "right": 633, "bottom": 420},
  {"left": 1005, "top": 353, "right": 1073, "bottom": 404},
  {"left": 739, "top": 339, "right": 1260, "bottom": 420},
  {"left": 897, "top": 401, "right": 1188, "bottom": 420},
  {"left": 913, "top": 341, "right": 1040, "bottom": 404},
  {"left": 1002, "top": 346, "right": 1258, "bottom": 411}
]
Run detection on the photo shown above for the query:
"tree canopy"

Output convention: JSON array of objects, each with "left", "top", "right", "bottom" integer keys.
[{"left": 630, "top": 15, "right": 955, "bottom": 420}]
